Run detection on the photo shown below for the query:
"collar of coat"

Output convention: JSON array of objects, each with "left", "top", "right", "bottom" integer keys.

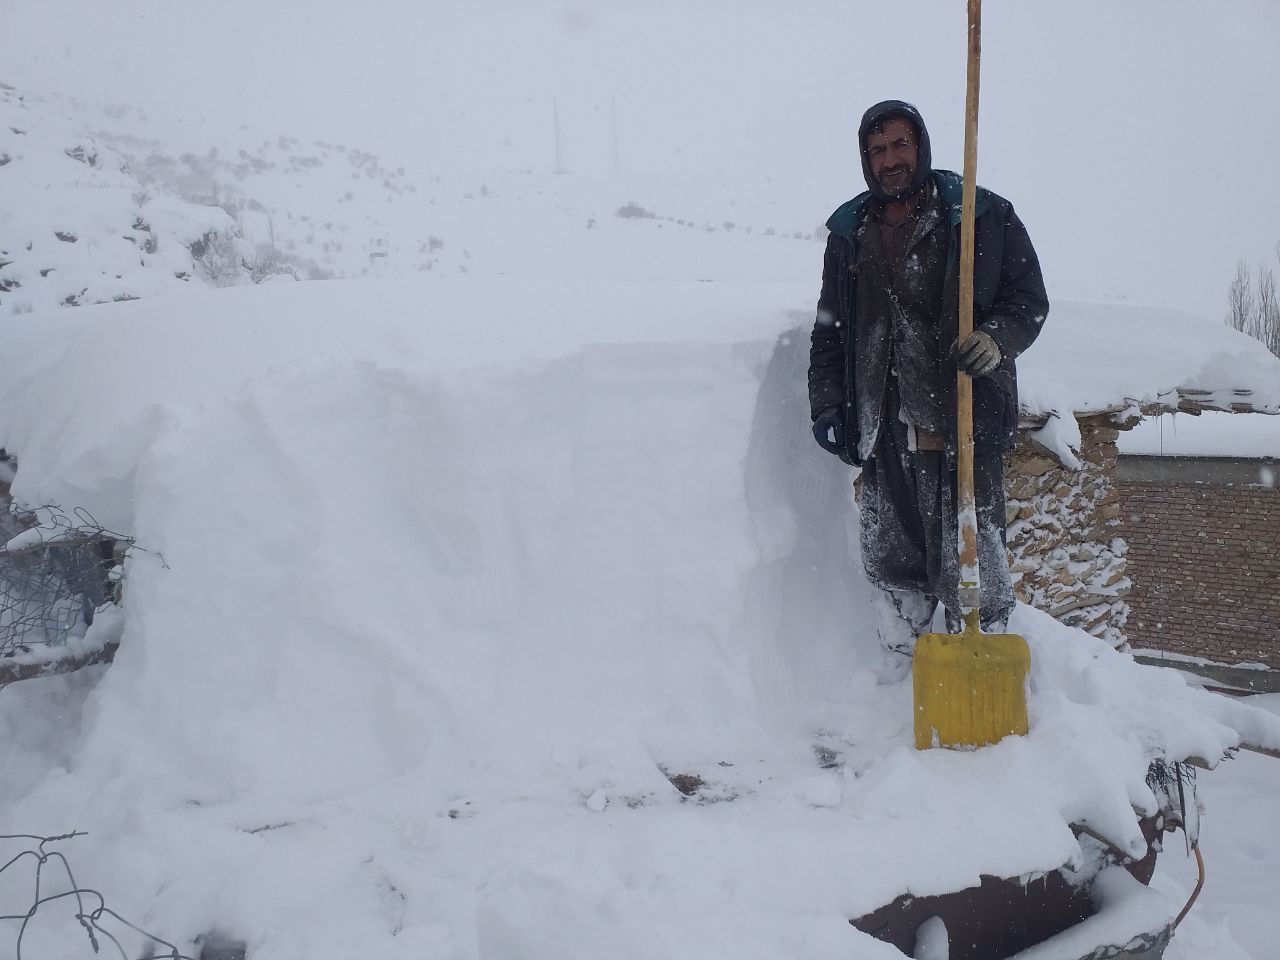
[{"left": 825, "top": 169, "right": 993, "bottom": 243}]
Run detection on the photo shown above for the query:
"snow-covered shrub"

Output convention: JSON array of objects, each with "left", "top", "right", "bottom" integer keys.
[
  {"left": 615, "top": 201, "right": 656, "bottom": 219},
  {"left": 241, "top": 243, "right": 297, "bottom": 284},
  {"left": 190, "top": 230, "right": 246, "bottom": 287}
]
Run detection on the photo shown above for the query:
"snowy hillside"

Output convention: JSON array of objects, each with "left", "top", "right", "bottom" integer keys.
[
  {"left": 0, "top": 86, "right": 234, "bottom": 312},
  {"left": 0, "top": 279, "right": 1277, "bottom": 960},
  {"left": 3, "top": 84, "right": 828, "bottom": 314},
  {"left": 73, "top": 90, "right": 828, "bottom": 289}
]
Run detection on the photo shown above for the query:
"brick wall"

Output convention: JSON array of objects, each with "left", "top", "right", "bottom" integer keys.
[{"left": 1117, "top": 479, "right": 1280, "bottom": 667}]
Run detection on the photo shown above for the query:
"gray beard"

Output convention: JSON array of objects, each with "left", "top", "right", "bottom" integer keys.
[{"left": 878, "top": 171, "right": 915, "bottom": 197}]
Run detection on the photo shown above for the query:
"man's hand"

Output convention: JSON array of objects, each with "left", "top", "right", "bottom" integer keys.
[
  {"left": 956, "top": 330, "right": 1001, "bottom": 377},
  {"left": 812, "top": 407, "right": 845, "bottom": 456}
]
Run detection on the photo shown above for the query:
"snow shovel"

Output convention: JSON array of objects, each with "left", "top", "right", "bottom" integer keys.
[{"left": 912, "top": 0, "right": 1030, "bottom": 750}]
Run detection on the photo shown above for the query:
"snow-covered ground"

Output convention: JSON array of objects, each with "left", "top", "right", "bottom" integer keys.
[
  {"left": 2, "top": 69, "right": 1280, "bottom": 959},
  {"left": 1155, "top": 694, "right": 1280, "bottom": 960}
]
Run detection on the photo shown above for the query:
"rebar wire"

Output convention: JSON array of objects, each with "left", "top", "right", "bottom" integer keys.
[
  {"left": 0, "top": 832, "right": 196, "bottom": 960},
  {"left": 0, "top": 505, "right": 134, "bottom": 662},
  {"left": 1172, "top": 844, "right": 1207, "bottom": 929},
  {"left": 1145, "top": 758, "right": 1199, "bottom": 852}
]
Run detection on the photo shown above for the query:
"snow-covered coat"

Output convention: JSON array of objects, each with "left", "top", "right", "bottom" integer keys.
[{"left": 808, "top": 169, "right": 1049, "bottom": 465}]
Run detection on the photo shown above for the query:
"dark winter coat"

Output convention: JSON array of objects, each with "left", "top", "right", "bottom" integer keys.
[{"left": 808, "top": 168, "right": 1049, "bottom": 465}]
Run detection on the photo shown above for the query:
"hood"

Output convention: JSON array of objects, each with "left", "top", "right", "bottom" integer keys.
[
  {"left": 858, "top": 99, "right": 933, "bottom": 202},
  {"left": 826, "top": 170, "right": 993, "bottom": 241}
]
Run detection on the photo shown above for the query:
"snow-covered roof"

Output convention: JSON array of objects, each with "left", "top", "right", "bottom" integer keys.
[
  {"left": 1017, "top": 301, "right": 1280, "bottom": 423},
  {"left": 0, "top": 279, "right": 1275, "bottom": 959}
]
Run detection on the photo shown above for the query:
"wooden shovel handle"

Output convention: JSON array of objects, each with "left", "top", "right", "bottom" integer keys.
[{"left": 957, "top": 0, "right": 982, "bottom": 616}]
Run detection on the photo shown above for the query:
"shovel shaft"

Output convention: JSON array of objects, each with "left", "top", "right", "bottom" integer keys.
[
  {"left": 912, "top": 0, "right": 1031, "bottom": 753},
  {"left": 957, "top": 0, "right": 982, "bottom": 613}
]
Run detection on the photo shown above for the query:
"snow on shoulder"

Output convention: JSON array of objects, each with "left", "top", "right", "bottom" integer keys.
[{"left": 0, "top": 278, "right": 1276, "bottom": 959}]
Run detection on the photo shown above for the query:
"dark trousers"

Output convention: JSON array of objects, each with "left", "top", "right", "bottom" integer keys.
[{"left": 858, "top": 395, "right": 1015, "bottom": 638}]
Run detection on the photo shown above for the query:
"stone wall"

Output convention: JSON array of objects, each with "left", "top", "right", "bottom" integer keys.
[
  {"left": 1005, "top": 417, "right": 1129, "bottom": 646},
  {"left": 1116, "top": 478, "right": 1280, "bottom": 668}
]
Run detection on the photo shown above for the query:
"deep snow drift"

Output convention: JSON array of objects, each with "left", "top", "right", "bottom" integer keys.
[{"left": 0, "top": 279, "right": 1278, "bottom": 959}]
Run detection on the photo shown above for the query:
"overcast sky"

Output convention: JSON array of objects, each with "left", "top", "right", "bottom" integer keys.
[{"left": 9, "top": 0, "right": 1280, "bottom": 321}]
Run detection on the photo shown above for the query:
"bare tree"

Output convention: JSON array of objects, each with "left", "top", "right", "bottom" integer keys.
[
  {"left": 241, "top": 243, "right": 296, "bottom": 284},
  {"left": 1229, "top": 245, "right": 1280, "bottom": 358},
  {"left": 1271, "top": 243, "right": 1280, "bottom": 356},
  {"left": 1257, "top": 259, "right": 1279, "bottom": 355},
  {"left": 1227, "top": 258, "right": 1255, "bottom": 336}
]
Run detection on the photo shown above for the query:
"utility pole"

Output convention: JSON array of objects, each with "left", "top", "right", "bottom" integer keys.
[
  {"left": 610, "top": 94, "right": 621, "bottom": 177},
  {"left": 554, "top": 98, "right": 566, "bottom": 175}
]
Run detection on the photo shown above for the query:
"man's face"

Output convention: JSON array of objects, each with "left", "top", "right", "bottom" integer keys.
[{"left": 865, "top": 118, "right": 918, "bottom": 198}]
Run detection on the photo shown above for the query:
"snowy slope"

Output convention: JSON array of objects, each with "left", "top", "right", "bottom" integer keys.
[
  {"left": 0, "top": 280, "right": 1277, "bottom": 959},
  {"left": 0, "top": 87, "right": 234, "bottom": 312},
  {"left": 44, "top": 87, "right": 827, "bottom": 290},
  {"left": 94, "top": 122, "right": 829, "bottom": 287},
  {"left": 4, "top": 83, "right": 829, "bottom": 315}
]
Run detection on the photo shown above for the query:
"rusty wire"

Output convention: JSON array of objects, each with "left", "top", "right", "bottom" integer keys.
[
  {"left": 0, "top": 832, "right": 196, "bottom": 959},
  {"left": 0, "top": 495, "right": 193, "bottom": 956},
  {"left": 0, "top": 505, "right": 131, "bottom": 664}
]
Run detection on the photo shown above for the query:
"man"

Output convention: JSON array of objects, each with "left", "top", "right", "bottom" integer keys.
[{"left": 808, "top": 99, "right": 1048, "bottom": 680}]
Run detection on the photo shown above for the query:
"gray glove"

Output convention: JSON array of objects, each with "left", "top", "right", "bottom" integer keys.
[{"left": 957, "top": 330, "right": 1001, "bottom": 377}]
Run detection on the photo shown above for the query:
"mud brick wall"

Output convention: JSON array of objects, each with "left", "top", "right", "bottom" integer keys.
[{"left": 1117, "top": 480, "right": 1280, "bottom": 668}]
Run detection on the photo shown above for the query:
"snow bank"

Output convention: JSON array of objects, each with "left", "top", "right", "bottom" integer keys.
[{"left": 0, "top": 279, "right": 1276, "bottom": 959}]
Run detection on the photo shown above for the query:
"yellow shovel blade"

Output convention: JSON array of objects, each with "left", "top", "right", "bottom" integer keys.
[{"left": 913, "top": 624, "right": 1030, "bottom": 750}]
